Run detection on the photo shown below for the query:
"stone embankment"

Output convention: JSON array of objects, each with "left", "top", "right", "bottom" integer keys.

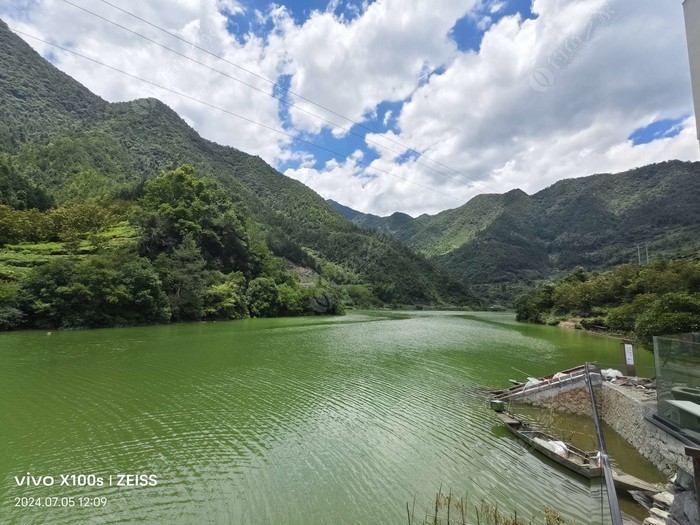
[
  {"left": 513, "top": 372, "right": 602, "bottom": 415},
  {"left": 497, "top": 371, "right": 698, "bottom": 525},
  {"left": 602, "top": 382, "right": 691, "bottom": 477}
]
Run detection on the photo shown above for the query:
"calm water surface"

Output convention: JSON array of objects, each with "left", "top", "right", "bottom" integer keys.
[{"left": 0, "top": 311, "right": 662, "bottom": 524}]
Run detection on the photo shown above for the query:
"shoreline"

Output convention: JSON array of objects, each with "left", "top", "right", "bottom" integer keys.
[{"left": 556, "top": 317, "right": 629, "bottom": 340}]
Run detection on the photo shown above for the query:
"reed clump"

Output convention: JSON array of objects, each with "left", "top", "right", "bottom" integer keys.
[{"left": 407, "top": 488, "right": 573, "bottom": 525}]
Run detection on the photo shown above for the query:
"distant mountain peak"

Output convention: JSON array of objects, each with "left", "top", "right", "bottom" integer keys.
[{"left": 336, "top": 162, "right": 700, "bottom": 288}]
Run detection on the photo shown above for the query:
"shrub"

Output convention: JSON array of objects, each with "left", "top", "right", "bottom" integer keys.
[
  {"left": 246, "top": 277, "right": 279, "bottom": 318},
  {"left": 635, "top": 293, "right": 700, "bottom": 347}
]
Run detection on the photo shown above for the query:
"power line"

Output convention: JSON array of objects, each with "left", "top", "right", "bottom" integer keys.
[
  {"left": 59, "top": 0, "right": 499, "bottom": 193},
  {"left": 83, "top": 0, "right": 501, "bottom": 194},
  {"left": 58, "top": 0, "right": 479, "bottom": 192},
  {"left": 9, "top": 27, "right": 464, "bottom": 204}
]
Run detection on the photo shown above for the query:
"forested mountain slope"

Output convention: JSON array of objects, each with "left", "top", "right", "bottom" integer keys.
[
  {"left": 0, "top": 19, "right": 473, "bottom": 308},
  {"left": 331, "top": 161, "right": 700, "bottom": 287}
]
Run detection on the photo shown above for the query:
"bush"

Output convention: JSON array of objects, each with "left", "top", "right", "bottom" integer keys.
[
  {"left": 0, "top": 305, "right": 23, "bottom": 330},
  {"left": 517, "top": 260, "right": 700, "bottom": 349},
  {"left": 203, "top": 271, "right": 247, "bottom": 320},
  {"left": 246, "top": 277, "right": 279, "bottom": 318},
  {"left": 635, "top": 293, "right": 700, "bottom": 347},
  {"left": 579, "top": 317, "right": 607, "bottom": 330},
  {"left": 155, "top": 235, "right": 206, "bottom": 322},
  {"left": 277, "top": 284, "right": 306, "bottom": 316},
  {"left": 606, "top": 294, "right": 658, "bottom": 333},
  {"left": 343, "top": 284, "right": 377, "bottom": 308},
  {"left": 18, "top": 255, "right": 170, "bottom": 329}
]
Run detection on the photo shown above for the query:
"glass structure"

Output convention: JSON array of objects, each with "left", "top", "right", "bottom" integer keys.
[{"left": 654, "top": 332, "right": 700, "bottom": 445}]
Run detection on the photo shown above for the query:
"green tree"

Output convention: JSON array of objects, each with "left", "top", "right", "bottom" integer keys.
[
  {"left": 0, "top": 205, "right": 19, "bottom": 245},
  {"left": 0, "top": 155, "right": 53, "bottom": 211},
  {"left": 52, "top": 202, "right": 121, "bottom": 252},
  {"left": 140, "top": 165, "right": 207, "bottom": 243},
  {"left": 630, "top": 260, "right": 700, "bottom": 295},
  {"left": 277, "top": 284, "right": 306, "bottom": 316},
  {"left": 0, "top": 280, "right": 23, "bottom": 330},
  {"left": 342, "top": 284, "right": 376, "bottom": 308},
  {"left": 606, "top": 294, "right": 658, "bottom": 333},
  {"left": 0, "top": 206, "right": 57, "bottom": 245},
  {"left": 515, "top": 283, "right": 554, "bottom": 322},
  {"left": 18, "top": 255, "right": 169, "bottom": 329},
  {"left": 137, "top": 165, "right": 257, "bottom": 275},
  {"left": 246, "top": 277, "right": 279, "bottom": 318},
  {"left": 203, "top": 271, "right": 247, "bottom": 320},
  {"left": 156, "top": 234, "right": 207, "bottom": 322},
  {"left": 635, "top": 293, "right": 700, "bottom": 347}
]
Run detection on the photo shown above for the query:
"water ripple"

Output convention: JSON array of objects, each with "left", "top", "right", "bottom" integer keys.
[{"left": 0, "top": 312, "right": 658, "bottom": 524}]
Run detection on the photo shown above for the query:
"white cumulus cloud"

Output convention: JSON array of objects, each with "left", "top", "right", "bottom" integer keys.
[{"left": 1, "top": 0, "right": 698, "bottom": 216}]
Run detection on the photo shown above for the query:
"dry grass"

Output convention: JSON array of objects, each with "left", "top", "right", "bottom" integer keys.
[{"left": 408, "top": 488, "right": 574, "bottom": 525}]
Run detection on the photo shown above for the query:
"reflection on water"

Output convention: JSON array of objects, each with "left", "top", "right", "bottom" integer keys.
[{"left": 0, "top": 311, "right": 662, "bottom": 524}]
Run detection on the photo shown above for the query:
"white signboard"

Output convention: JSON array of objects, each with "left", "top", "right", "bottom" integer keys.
[{"left": 624, "top": 343, "right": 634, "bottom": 366}]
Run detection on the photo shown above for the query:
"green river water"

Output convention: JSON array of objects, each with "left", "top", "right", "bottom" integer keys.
[{"left": 0, "top": 311, "right": 665, "bottom": 524}]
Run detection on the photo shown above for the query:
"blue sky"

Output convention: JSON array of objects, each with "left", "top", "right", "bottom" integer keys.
[
  {"left": 233, "top": 0, "right": 372, "bottom": 25},
  {"left": 451, "top": 0, "right": 536, "bottom": 52},
  {"left": 216, "top": 0, "right": 697, "bottom": 187},
  {"left": 218, "top": 0, "right": 545, "bottom": 173},
  {"left": 628, "top": 115, "right": 689, "bottom": 146},
  {"left": 3, "top": 0, "right": 698, "bottom": 215},
  {"left": 224, "top": 0, "right": 423, "bottom": 172},
  {"left": 223, "top": 0, "right": 372, "bottom": 46}
]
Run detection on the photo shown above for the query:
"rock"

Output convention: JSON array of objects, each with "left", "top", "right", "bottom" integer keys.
[
  {"left": 642, "top": 517, "right": 666, "bottom": 525},
  {"left": 653, "top": 491, "right": 675, "bottom": 508},
  {"left": 669, "top": 490, "right": 699, "bottom": 525},
  {"left": 650, "top": 507, "right": 670, "bottom": 520},
  {"left": 675, "top": 468, "right": 695, "bottom": 492}
]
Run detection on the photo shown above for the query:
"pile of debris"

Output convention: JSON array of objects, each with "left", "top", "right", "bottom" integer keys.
[
  {"left": 640, "top": 470, "right": 698, "bottom": 525},
  {"left": 602, "top": 370, "right": 657, "bottom": 401}
]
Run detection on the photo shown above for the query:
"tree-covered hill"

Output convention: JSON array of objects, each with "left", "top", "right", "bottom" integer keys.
[
  {"left": 0, "top": 19, "right": 474, "bottom": 313},
  {"left": 0, "top": 21, "right": 107, "bottom": 152},
  {"left": 515, "top": 260, "right": 700, "bottom": 348},
  {"left": 331, "top": 161, "right": 700, "bottom": 293}
]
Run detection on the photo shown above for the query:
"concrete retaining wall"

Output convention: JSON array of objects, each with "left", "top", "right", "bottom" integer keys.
[{"left": 601, "top": 382, "right": 691, "bottom": 476}]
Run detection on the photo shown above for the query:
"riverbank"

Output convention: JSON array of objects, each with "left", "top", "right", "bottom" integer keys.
[
  {"left": 555, "top": 317, "right": 628, "bottom": 338},
  {"left": 514, "top": 260, "right": 700, "bottom": 351}
]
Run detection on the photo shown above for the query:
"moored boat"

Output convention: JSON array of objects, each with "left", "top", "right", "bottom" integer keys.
[
  {"left": 495, "top": 412, "right": 662, "bottom": 494},
  {"left": 496, "top": 412, "right": 603, "bottom": 478}
]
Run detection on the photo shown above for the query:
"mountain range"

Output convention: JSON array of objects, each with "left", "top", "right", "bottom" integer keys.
[{"left": 330, "top": 160, "right": 700, "bottom": 296}]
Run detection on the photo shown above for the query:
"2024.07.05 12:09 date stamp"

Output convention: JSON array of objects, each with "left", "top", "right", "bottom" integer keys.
[{"left": 15, "top": 496, "right": 108, "bottom": 508}]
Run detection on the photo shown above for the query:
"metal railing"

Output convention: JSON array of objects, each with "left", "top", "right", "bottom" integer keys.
[{"left": 584, "top": 362, "right": 623, "bottom": 525}]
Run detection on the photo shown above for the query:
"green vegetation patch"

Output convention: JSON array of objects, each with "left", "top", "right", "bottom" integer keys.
[
  {"left": 0, "top": 166, "right": 344, "bottom": 331},
  {"left": 515, "top": 260, "right": 700, "bottom": 348}
]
